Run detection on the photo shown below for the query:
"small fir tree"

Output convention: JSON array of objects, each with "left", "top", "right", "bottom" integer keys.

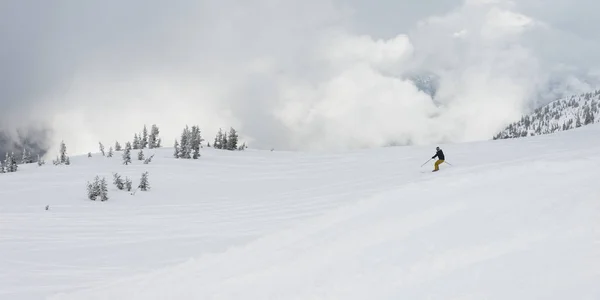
[
  {"left": 142, "top": 125, "right": 149, "bottom": 149},
  {"left": 59, "top": 141, "right": 68, "bottom": 164},
  {"left": 174, "top": 139, "right": 180, "bottom": 158},
  {"left": 113, "top": 173, "right": 125, "bottom": 190},
  {"left": 100, "top": 177, "right": 109, "bottom": 201},
  {"left": 123, "top": 142, "right": 132, "bottom": 165},
  {"left": 138, "top": 172, "right": 150, "bottom": 191},
  {"left": 133, "top": 134, "right": 140, "bottom": 150},
  {"left": 227, "top": 127, "right": 238, "bottom": 150}
]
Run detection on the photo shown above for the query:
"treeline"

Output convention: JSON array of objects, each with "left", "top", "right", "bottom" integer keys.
[{"left": 494, "top": 90, "right": 600, "bottom": 140}]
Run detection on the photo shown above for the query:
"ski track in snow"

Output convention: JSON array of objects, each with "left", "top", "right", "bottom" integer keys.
[{"left": 1, "top": 125, "right": 600, "bottom": 299}]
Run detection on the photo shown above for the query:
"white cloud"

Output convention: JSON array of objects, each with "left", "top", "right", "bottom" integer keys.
[{"left": 4, "top": 0, "right": 600, "bottom": 155}]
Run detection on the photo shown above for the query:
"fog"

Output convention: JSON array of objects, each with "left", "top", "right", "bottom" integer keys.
[{"left": 2, "top": 0, "right": 600, "bottom": 156}]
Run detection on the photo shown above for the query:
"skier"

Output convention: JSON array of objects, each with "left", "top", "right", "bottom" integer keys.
[{"left": 431, "top": 146, "right": 445, "bottom": 172}]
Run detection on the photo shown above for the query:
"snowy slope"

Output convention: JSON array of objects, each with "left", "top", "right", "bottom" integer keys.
[
  {"left": 494, "top": 90, "right": 600, "bottom": 139},
  {"left": 2, "top": 125, "right": 600, "bottom": 300}
]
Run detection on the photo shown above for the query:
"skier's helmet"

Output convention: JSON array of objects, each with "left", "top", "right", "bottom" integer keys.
[{"left": 436, "top": 146, "right": 440, "bottom": 150}]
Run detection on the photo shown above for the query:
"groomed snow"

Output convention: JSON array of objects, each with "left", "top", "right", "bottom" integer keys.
[{"left": 2, "top": 125, "right": 600, "bottom": 299}]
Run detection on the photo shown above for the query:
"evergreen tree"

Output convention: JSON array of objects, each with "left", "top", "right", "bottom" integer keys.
[
  {"left": 156, "top": 138, "right": 162, "bottom": 148},
  {"left": 37, "top": 154, "right": 45, "bottom": 166},
  {"left": 100, "top": 177, "right": 109, "bottom": 201},
  {"left": 99, "top": 142, "right": 105, "bottom": 156},
  {"left": 149, "top": 124, "right": 160, "bottom": 148},
  {"left": 115, "top": 141, "right": 122, "bottom": 151},
  {"left": 174, "top": 139, "right": 180, "bottom": 158},
  {"left": 88, "top": 152, "right": 92, "bottom": 158},
  {"left": 59, "top": 141, "right": 68, "bottom": 164},
  {"left": 585, "top": 109, "right": 595, "bottom": 125},
  {"left": 113, "top": 173, "right": 125, "bottom": 190},
  {"left": 125, "top": 177, "right": 132, "bottom": 191},
  {"left": 21, "top": 147, "right": 32, "bottom": 164},
  {"left": 87, "top": 176, "right": 105, "bottom": 201},
  {"left": 222, "top": 133, "right": 228, "bottom": 150},
  {"left": 87, "top": 181, "right": 97, "bottom": 201},
  {"left": 107, "top": 146, "right": 114, "bottom": 157},
  {"left": 179, "top": 126, "right": 192, "bottom": 158},
  {"left": 191, "top": 125, "right": 203, "bottom": 159},
  {"left": 8, "top": 152, "right": 18, "bottom": 172},
  {"left": 133, "top": 134, "right": 140, "bottom": 150},
  {"left": 214, "top": 129, "right": 223, "bottom": 149},
  {"left": 138, "top": 149, "right": 145, "bottom": 161},
  {"left": 144, "top": 154, "right": 155, "bottom": 164},
  {"left": 138, "top": 172, "right": 150, "bottom": 191},
  {"left": 142, "top": 125, "right": 148, "bottom": 149},
  {"left": 123, "top": 142, "right": 132, "bottom": 165},
  {"left": 227, "top": 127, "right": 238, "bottom": 150}
]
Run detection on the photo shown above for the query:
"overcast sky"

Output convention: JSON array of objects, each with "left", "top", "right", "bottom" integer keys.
[{"left": 2, "top": 0, "right": 600, "bottom": 155}]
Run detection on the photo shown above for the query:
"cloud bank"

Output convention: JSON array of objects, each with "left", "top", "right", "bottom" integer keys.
[{"left": 2, "top": 0, "right": 600, "bottom": 155}]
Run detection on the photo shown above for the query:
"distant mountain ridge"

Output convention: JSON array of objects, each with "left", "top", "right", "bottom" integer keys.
[{"left": 493, "top": 90, "right": 600, "bottom": 140}]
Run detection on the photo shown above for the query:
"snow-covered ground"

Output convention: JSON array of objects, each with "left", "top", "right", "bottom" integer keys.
[{"left": 2, "top": 125, "right": 600, "bottom": 300}]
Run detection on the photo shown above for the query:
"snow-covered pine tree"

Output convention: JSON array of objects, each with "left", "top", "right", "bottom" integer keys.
[
  {"left": 21, "top": 147, "right": 32, "bottom": 164},
  {"left": 87, "top": 181, "right": 97, "bottom": 201},
  {"left": 125, "top": 177, "right": 132, "bottom": 191},
  {"left": 65, "top": 156, "right": 70, "bottom": 165},
  {"left": 156, "top": 138, "right": 161, "bottom": 148},
  {"left": 87, "top": 176, "right": 103, "bottom": 201},
  {"left": 214, "top": 129, "right": 223, "bottom": 149},
  {"left": 99, "top": 142, "right": 105, "bottom": 156},
  {"left": 100, "top": 177, "right": 109, "bottom": 201},
  {"left": 123, "top": 142, "right": 132, "bottom": 165},
  {"left": 227, "top": 127, "right": 238, "bottom": 150},
  {"left": 144, "top": 154, "right": 155, "bottom": 164},
  {"left": 179, "top": 126, "right": 192, "bottom": 158},
  {"left": 138, "top": 149, "right": 144, "bottom": 161},
  {"left": 92, "top": 176, "right": 102, "bottom": 199},
  {"left": 88, "top": 152, "right": 92, "bottom": 158},
  {"left": 133, "top": 134, "right": 140, "bottom": 150},
  {"left": 6, "top": 152, "right": 18, "bottom": 172},
  {"left": 115, "top": 141, "right": 122, "bottom": 151},
  {"left": 1, "top": 153, "right": 8, "bottom": 173},
  {"left": 107, "top": 146, "right": 113, "bottom": 157},
  {"left": 142, "top": 125, "right": 148, "bottom": 149},
  {"left": 584, "top": 108, "right": 595, "bottom": 125},
  {"left": 37, "top": 154, "right": 45, "bottom": 166},
  {"left": 60, "top": 141, "right": 68, "bottom": 164},
  {"left": 222, "top": 132, "right": 228, "bottom": 150},
  {"left": 191, "top": 125, "right": 203, "bottom": 159},
  {"left": 174, "top": 139, "right": 180, "bottom": 158},
  {"left": 138, "top": 171, "right": 149, "bottom": 191},
  {"left": 113, "top": 173, "right": 125, "bottom": 190},
  {"left": 148, "top": 124, "right": 160, "bottom": 148}
]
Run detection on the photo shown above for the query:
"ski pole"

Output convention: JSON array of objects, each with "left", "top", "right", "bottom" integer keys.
[
  {"left": 444, "top": 161, "right": 453, "bottom": 166},
  {"left": 421, "top": 158, "right": 432, "bottom": 167}
]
